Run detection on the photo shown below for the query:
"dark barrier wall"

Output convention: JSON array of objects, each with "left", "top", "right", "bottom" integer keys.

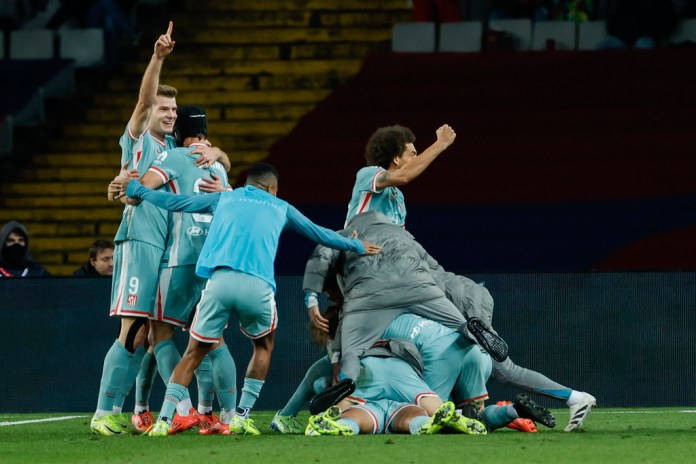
[{"left": 1, "top": 273, "right": 694, "bottom": 413}]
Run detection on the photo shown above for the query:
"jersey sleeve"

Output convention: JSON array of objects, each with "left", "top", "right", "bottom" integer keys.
[
  {"left": 356, "top": 166, "right": 386, "bottom": 194},
  {"left": 126, "top": 179, "right": 219, "bottom": 213},
  {"left": 285, "top": 205, "right": 365, "bottom": 254},
  {"left": 147, "top": 150, "right": 177, "bottom": 184}
]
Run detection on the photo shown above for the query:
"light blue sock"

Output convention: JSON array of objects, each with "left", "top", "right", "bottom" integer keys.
[
  {"left": 408, "top": 415, "right": 429, "bottom": 434},
  {"left": 481, "top": 404, "right": 517, "bottom": 430},
  {"left": 135, "top": 349, "right": 157, "bottom": 413},
  {"left": 113, "top": 345, "right": 145, "bottom": 412},
  {"left": 279, "top": 356, "right": 332, "bottom": 417},
  {"left": 96, "top": 340, "right": 132, "bottom": 415},
  {"left": 337, "top": 418, "right": 360, "bottom": 435},
  {"left": 153, "top": 340, "right": 189, "bottom": 400},
  {"left": 159, "top": 383, "right": 189, "bottom": 424},
  {"left": 195, "top": 355, "right": 215, "bottom": 413},
  {"left": 237, "top": 377, "right": 265, "bottom": 414},
  {"left": 208, "top": 346, "right": 237, "bottom": 415}
]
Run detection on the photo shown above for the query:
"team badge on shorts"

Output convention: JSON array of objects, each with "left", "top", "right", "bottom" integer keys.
[{"left": 127, "top": 295, "right": 138, "bottom": 306}]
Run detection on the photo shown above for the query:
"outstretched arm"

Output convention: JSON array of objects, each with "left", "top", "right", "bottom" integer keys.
[
  {"left": 125, "top": 179, "right": 219, "bottom": 213},
  {"left": 128, "top": 21, "right": 175, "bottom": 139},
  {"left": 375, "top": 124, "right": 456, "bottom": 189},
  {"left": 285, "top": 205, "right": 381, "bottom": 255}
]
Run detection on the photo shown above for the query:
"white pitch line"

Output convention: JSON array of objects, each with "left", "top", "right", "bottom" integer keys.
[
  {"left": 586, "top": 410, "right": 696, "bottom": 415},
  {"left": 0, "top": 415, "right": 88, "bottom": 426}
]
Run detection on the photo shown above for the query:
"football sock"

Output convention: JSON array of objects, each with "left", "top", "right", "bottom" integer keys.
[
  {"left": 195, "top": 354, "right": 215, "bottom": 414},
  {"left": 95, "top": 340, "right": 132, "bottom": 418},
  {"left": 134, "top": 349, "right": 157, "bottom": 414},
  {"left": 337, "top": 418, "right": 360, "bottom": 435},
  {"left": 159, "top": 383, "right": 188, "bottom": 424},
  {"left": 481, "top": 404, "right": 518, "bottom": 430},
  {"left": 208, "top": 346, "right": 237, "bottom": 415},
  {"left": 238, "top": 377, "right": 264, "bottom": 412},
  {"left": 113, "top": 345, "right": 145, "bottom": 413},
  {"left": 408, "top": 415, "right": 430, "bottom": 434},
  {"left": 566, "top": 390, "right": 584, "bottom": 406},
  {"left": 279, "top": 356, "right": 332, "bottom": 417}
]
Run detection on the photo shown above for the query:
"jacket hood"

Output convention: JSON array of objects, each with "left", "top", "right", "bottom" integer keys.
[{"left": 0, "top": 220, "right": 31, "bottom": 267}]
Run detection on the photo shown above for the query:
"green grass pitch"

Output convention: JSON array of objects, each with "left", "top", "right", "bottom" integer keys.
[{"left": 1, "top": 408, "right": 695, "bottom": 464}]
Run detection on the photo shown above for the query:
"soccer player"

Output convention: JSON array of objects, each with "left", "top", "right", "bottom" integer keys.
[
  {"left": 120, "top": 162, "right": 380, "bottom": 436},
  {"left": 110, "top": 104, "right": 236, "bottom": 434},
  {"left": 345, "top": 124, "right": 455, "bottom": 227}
]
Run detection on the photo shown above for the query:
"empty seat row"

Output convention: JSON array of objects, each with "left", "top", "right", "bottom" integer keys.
[
  {"left": 0, "top": 29, "right": 105, "bottom": 67},
  {"left": 393, "top": 19, "right": 696, "bottom": 52}
]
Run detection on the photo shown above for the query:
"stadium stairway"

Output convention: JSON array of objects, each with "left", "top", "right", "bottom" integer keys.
[{"left": 0, "top": 0, "right": 411, "bottom": 275}]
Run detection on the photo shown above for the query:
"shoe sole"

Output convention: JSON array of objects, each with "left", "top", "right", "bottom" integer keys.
[
  {"left": 309, "top": 379, "right": 356, "bottom": 415},
  {"left": 514, "top": 394, "right": 556, "bottom": 428}
]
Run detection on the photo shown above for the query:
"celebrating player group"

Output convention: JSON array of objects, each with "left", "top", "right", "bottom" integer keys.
[{"left": 92, "top": 22, "right": 596, "bottom": 438}]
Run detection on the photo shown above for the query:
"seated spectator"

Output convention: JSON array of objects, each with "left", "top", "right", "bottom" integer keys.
[
  {"left": 0, "top": 220, "right": 50, "bottom": 278},
  {"left": 73, "top": 239, "right": 114, "bottom": 277}
]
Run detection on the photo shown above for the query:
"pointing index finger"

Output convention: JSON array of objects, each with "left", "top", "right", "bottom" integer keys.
[{"left": 166, "top": 21, "right": 173, "bottom": 37}]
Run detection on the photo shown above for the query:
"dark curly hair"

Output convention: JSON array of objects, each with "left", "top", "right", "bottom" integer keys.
[{"left": 364, "top": 125, "right": 416, "bottom": 169}]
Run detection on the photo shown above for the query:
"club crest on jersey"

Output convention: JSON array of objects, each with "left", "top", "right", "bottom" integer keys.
[
  {"left": 156, "top": 152, "right": 168, "bottom": 162},
  {"left": 187, "top": 226, "right": 204, "bottom": 237},
  {"left": 127, "top": 295, "right": 138, "bottom": 306}
]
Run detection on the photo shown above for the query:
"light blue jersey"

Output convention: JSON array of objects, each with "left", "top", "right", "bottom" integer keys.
[
  {"left": 126, "top": 181, "right": 366, "bottom": 291},
  {"left": 114, "top": 126, "right": 177, "bottom": 248},
  {"left": 345, "top": 166, "right": 406, "bottom": 227},
  {"left": 147, "top": 143, "right": 229, "bottom": 267}
]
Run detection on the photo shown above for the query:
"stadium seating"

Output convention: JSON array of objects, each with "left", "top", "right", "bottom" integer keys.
[
  {"left": 488, "top": 19, "right": 532, "bottom": 50},
  {"left": 59, "top": 28, "right": 105, "bottom": 67},
  {"left": 392, "top": 22, "right": 437, "bottom": 52},
  {"left": 577, "top": 20, "right": 608, "bottom": 50},
  {"left": 531, "top": 21, "right": 577, "bottom": 50},
  {"left": 9, "top": 29, "right": 54, "bottom": 59},
  {"left": 439, "top": 21, "right": 483, "bottom": 52}
]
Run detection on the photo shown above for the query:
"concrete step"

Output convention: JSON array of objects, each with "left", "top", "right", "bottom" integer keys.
[
  {"left": 187, "top": 0, "right": 411, "bottom": 11},
  {"left": 176, "top": 27, "right": 392, "bottom": 45},
  {"left": 109, "top": 70, "right": 354, "bottom": 92},
  {"left": 189, "top": 10, "right": 409, "bottom": 28},
  {"left": 33, "top": 153, "right": 118, "bottom": 166},
  {"left": 86, "top": 104, "right": 312, "bottom": 123},
  {"left": 0, "top": 207, "right": 122, "bottom": 222},
  {"left": 0, "top": 181, "right": 117, "bottom": 196},
  {"left": 94, "top": 89, "right": 330, "bottom": 106},
  {"left": 46, "top": 134, "right": 281, "bottom": 152},
  {"left": 120, "top": 59, "right": 362, "bottom": 76},
  {"left": 18, "top": 167, "right": 117, "bottom": 182},
  {"left": 63, "top": 120, "right": 295, "bottom": 138},
  {"left": 19, "top": 222, "right": 103, "bottom": 237},
  {"left": 291, "top": 41, "right": 390, "bottom": 59}
]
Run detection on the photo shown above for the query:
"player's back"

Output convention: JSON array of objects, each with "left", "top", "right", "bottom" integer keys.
[{"left": 149, "top": 145, "right": 229, "bottom": 267}]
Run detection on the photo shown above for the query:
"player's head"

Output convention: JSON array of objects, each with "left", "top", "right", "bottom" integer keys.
[
  {"left": 88, "top": 240, "right": 114, "bottom": 277},
  {"left": 175, "top": 105, "right": 208, "bottom": 147},
  {"left": 151, "top": 84, "right": 178, "bottom": 138},
  {"left": 365, "top": 125, "right": 416, "bottom": 170},
  {"left": 245, "top": 162, "right": 279, "bottom": 196}
]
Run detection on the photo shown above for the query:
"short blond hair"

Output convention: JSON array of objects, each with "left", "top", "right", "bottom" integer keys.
[{"left": 157, "top": 84, "right": 178, "bottom": 98}]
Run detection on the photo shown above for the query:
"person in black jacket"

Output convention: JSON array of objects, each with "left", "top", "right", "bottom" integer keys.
[
  {"left": 73, "top": 239, "right": 114, "bottom": 277},
  {"left": 0, "top": 220, "right": 50, "bottom": 278}
]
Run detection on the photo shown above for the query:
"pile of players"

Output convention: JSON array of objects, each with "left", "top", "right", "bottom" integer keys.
[{"left": 90, "top": 22, "right": 595, "bottom": 438}]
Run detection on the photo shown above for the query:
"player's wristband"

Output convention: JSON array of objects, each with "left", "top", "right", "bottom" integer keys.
[{"left": 305, "top": 291, "right": 319, "bottom": 309}]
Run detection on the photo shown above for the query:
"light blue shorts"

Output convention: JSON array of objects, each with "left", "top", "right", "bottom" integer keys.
[
  {"left": 155, "top": 265, "right": 206, "bottom": 327},
  {"left": 190, "top": 268, "right": 277, "bottom": 343},
  {"left": 346, "top": 400, "right": 414, "bottom": 434},
  {"left": 110, "top": 240, "right": 164, "bottom": 318},
  {"left": 349, "top": 357, "right": 438, "bottom": 406}
]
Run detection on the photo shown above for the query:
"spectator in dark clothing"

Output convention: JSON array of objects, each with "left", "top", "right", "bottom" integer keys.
[
  {"left": 0, "top": 220, "right": 50, "bottom": 277},
  {"left": 73, "top": 239, "right": 114, "bottom": 277}
]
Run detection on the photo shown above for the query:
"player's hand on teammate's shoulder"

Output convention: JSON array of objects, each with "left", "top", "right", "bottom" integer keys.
[
  {"left": 435, "top": 124, "right": 456, "bottom": 150},
  {"left": 107, "top": 169, "right": 139, "bottom": 201},
  {"left": 360, "top": 241, "right": 381, "bottom": 255},
  {"left": 199, "top": 174, "right": 227, "bottom": 193},
  {"left": 154, "top": 21, "right": 175, "bottom": 59}
]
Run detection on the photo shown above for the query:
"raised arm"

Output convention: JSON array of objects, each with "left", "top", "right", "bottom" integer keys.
[
  {"left": 125, "top": 179, "right": 219, "bottom": 213},
  {"left": 128, "top": 21, "right": 175, "bottom": 139},
  {"left": 375, "top": 124, "right": 456, "bottom": 189}
]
